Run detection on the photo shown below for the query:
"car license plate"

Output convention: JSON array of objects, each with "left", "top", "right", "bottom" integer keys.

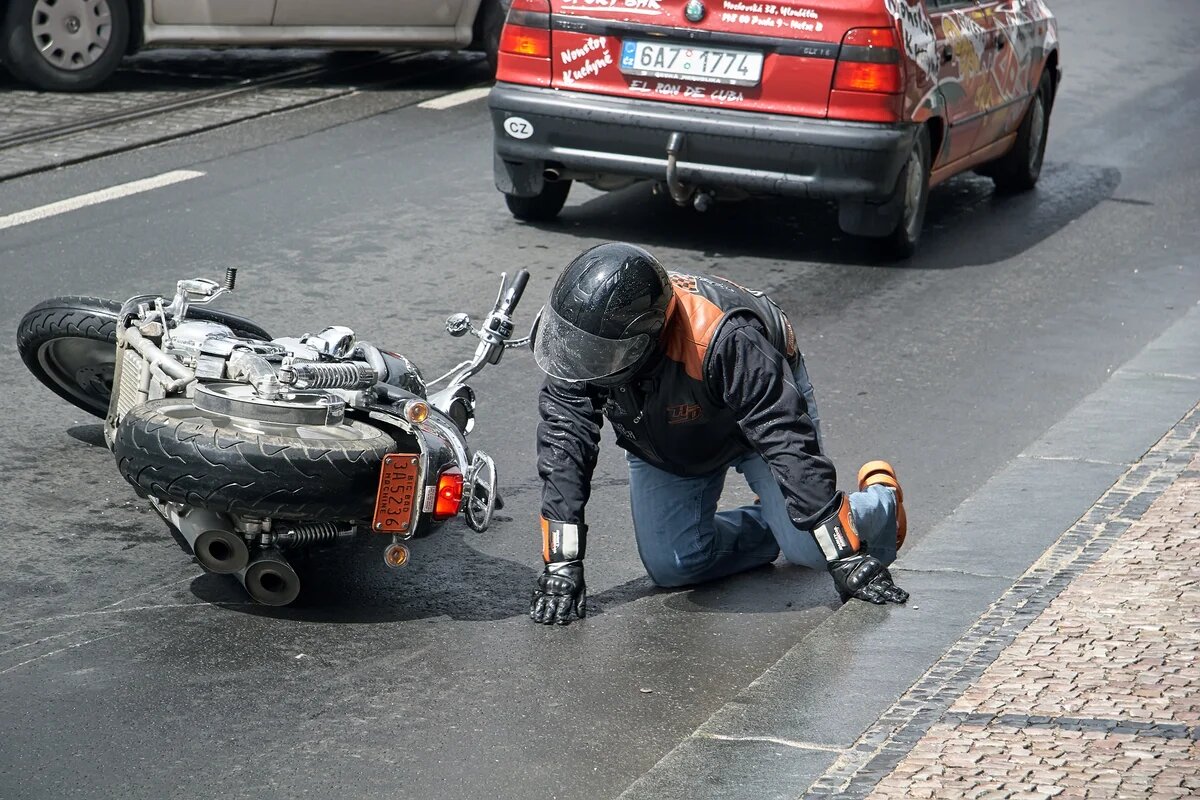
[{"left": 619, "top": 40, "right": 763, "bottom": 86}]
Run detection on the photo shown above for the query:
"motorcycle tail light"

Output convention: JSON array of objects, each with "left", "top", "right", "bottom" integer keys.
[{"left": 433, "top": 468, "right": 464, "bottom": 520}]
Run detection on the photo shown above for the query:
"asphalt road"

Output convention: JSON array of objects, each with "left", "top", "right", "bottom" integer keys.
[{"left": 1, "top": 1, "right": 1198, "bottom": 798}]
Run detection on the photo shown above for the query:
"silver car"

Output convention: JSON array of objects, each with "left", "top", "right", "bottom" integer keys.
[{"left": 1, "top": 0, "right": 508, "bottom": 91}]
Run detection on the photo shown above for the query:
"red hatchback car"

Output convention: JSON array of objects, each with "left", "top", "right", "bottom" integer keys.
[{"left": 488, "top": 0, "right": 1060, "bottom": 257}]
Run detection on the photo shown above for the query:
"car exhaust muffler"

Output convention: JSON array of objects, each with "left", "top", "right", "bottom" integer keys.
[
  {"left": 237, "top": 547, "right": 301, "bottom": 606},
  {"left": 160, "top": 503, "right": 250, "bottom": 574}
]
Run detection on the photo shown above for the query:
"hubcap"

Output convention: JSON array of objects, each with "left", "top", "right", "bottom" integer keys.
[
  {"left": 31, "top": 0, "right": 113, "bottom": 71},
  {"left": 1028, "top": 94, "right": 1047, "bottom": 173},
  {"left": 902, "top": 148, "right": 924, "bottom": 236}
]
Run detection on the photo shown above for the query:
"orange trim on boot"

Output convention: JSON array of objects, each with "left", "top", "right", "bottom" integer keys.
[{"left": 858, "top": 460, "right": 907, "bottom": 550}]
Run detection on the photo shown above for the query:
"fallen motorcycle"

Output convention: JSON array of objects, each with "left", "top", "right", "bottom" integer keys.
[{"left": 16, "top": 268, "right": 530, "bottom": 605}]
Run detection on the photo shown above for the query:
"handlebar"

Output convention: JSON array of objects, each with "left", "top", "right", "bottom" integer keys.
[{"left": 498, "top": 269, "right": 530, "bottom": 317}]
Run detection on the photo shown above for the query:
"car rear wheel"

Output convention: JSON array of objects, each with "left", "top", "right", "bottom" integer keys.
[
  {"left": 875, "top": 126, "right": 931, "bottom": 261},
  {"left": 504, "top": 179, "right": 572, "bottom": 222},
  {"left": 1, "top": 0, "right": 130, "bottom": 91},
  {"left": 984, "top": 70, "right": 1054, "bottom": 194}
]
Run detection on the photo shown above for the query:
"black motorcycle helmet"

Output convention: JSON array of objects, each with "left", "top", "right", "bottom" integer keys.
[{"left": 533, "top": 242, "right": 675, "bottom": 386}]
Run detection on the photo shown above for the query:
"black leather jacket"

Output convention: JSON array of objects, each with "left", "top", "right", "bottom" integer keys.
[{"left": 536, "top": 273, "right": 837, "bottom": 532}]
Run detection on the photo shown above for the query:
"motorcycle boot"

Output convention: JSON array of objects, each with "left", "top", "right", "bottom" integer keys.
[{"left": 857, "top": 460, "right": 906, "bottom": 549}]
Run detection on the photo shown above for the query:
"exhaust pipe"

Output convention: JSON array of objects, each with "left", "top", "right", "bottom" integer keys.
[
  {"left": 543, "top": 166, "right": 562, "bottom": 181},
  {"left": 160, "top": 503, "right": 250, "bottom": 574},
  {"left": 237, "top": 547, "right": 301, "bottom": 606}
]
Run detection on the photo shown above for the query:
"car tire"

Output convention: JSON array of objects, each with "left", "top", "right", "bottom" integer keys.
[
  {"left": 505, "top": 179, "right": 572, "bottom": 222},
  {"left": 17, "top": 296, "right": 274, "bottom": 418},
  {"left": 1, "top": 0, "right": 130, "bottom": 92},
  {"left": 985, "top": 70, "right": 1053, "bottom": 194},
  {"left": 114, "top": 398, "right": 398, "bottom": 521},
  {"left": 473, "top": 0, "right": 510, "bottom": 74},
  {"left": 876, "top": 126, "right": 932, "bottom": 261}
]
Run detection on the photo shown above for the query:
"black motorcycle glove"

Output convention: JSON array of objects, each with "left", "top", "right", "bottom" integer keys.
[
  {"left": 530, "top": 518, "right": 587, "bottom": 625},
  {"left": 828, "top": 554, "right": 908, "bottom": 605},
  {"left": 530, "top": 561, "right": 586, "bottom": 625},
  {"left": 810, "top": 492, "right": 909, "bottom": 606}
]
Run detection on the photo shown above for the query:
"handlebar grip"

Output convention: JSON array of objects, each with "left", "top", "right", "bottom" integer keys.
[{"left": 501, "top": 269, "right": 530, "bottom": 315}]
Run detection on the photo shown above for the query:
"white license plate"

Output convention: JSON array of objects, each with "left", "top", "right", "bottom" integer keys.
[{"left": 618, "top": 40, "right": 763, "bottom": 86}]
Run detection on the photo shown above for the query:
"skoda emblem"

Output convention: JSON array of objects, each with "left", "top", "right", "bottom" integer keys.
[{"left": 684, "top": 0, "right": 705, "bottom": 23}]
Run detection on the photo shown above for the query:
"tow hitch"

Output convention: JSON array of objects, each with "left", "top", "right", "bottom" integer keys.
[{"left": 664, "top": 132, "right": 713, "bottom": 212}]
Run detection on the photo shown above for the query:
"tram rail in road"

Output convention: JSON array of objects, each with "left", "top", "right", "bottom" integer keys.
[{"left": 0, "top": 50, "right": 483, "bottom": 181}]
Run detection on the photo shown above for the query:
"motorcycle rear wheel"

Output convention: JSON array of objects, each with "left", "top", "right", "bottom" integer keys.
[
  {"left": 114, "top": 398, "right": 398, "bottom": 520},
  {"left": 16, "top": 296, "right": 274, "bottom": 419}
]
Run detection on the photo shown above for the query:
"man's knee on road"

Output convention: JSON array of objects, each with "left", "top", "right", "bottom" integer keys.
[
  {"left": 640, "top": 538, "right": 781, "bottom": 588},
  {"left": 640, "top": 545, "right": 713, "bottom": 588}
]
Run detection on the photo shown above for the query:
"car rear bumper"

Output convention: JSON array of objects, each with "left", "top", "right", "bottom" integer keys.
[{"left": 489, "top": 83, "right": 916, "bottom": 201}]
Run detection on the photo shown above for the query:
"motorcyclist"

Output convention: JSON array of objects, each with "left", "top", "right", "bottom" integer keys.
[{"left": 529, "top": 242, "right": 909, "bottom": 625}]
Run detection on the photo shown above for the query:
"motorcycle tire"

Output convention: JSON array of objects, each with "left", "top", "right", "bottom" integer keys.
[
  {"left": 16, "top": 296, "right": 274, "bottom": 419},
  {"left": 114, "top": 398, "right": 397, "bottom": 521}
]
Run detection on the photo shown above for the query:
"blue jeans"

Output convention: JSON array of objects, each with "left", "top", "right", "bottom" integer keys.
[{"left": 626, "top": 358, "right": 899, "bottom": 588}]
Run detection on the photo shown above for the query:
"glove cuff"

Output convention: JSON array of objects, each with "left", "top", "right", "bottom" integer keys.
[
  {"left": 541, "top": 517, "right": 587, "bottom": 563},
  {"left": 812, "top": 492, "right": 863, "bottom": 563}
]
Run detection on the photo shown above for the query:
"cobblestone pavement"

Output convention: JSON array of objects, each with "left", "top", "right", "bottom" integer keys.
[
  {"left": 869, "top": 453, "right": 1200, "bottom": 799},
  {"left": 849, "top": 450, "right": 1195, "bottom": 796},
  {"left": 807, "top": 407, "right": 1200, "bottom": 800}
]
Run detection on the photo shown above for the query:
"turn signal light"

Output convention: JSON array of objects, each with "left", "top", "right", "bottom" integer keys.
[
  {"left": 433, "top": 468, "right": 464, "bottom": 520},
  {"left": 500, "top": 27, "right": 550, "bottom": 58},
  {"left": 404, "top": 400, "right": 430, "bottom": 423},
  {"left": 833, "top": 62, "right": 902, "bottom": 93}
]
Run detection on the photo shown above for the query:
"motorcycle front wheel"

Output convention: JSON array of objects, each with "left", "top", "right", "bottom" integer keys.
[
  {"left": 114, "top": 398, "right": 397, "bottom": 520},
  {"left": 16, "top": 297, "right": 274, "bottom": 419}
]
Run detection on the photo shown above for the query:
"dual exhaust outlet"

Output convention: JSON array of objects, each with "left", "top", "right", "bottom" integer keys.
[{"left": 168, "top": 506, "right": 301, "bottom": 607}]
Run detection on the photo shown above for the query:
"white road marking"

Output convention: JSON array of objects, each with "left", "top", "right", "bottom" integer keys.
[
  {"left": 417, "top": 87, "right": 492, "bottom": 110},
  {"left": 0, "top": 169, "right": 205, "bottom": 231}
]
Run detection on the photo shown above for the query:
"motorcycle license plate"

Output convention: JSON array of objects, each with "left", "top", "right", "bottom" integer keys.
[
  {"left": 373, "top": 454, "right": 420, "bottom": 535},
  {"left": 618, "top": 40, "right": 763, "bottom": 86}
]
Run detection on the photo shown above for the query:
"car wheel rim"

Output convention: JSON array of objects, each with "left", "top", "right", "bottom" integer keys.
[
  {"left": 902, "top": 147, "right": 924, "bottom": 237},
  {"left": 1028, "top": 94, "right": 1046, "bottom": 173},
  {"left": 31, "top": 0, "right": 113, "bottom": 71}
]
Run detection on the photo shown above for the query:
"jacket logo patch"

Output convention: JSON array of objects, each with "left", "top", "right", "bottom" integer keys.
[
  {"left": 669, "top": 274, "right": 699, "bottom": 293},
  {"left": 666, "top": 403, "right": 704, "bottom": 424}
]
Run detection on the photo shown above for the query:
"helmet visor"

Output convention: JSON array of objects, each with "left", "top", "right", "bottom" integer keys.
[{"left": 532, "top": 304, "right": 651, "bottom": 383}]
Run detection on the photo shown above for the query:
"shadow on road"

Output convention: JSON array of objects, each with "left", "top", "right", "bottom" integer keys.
[
  {"left": 190, "top": 527, "right": 540, "bottom": 624},
  {"left": 536, "top": 162, "right": 1121, "bottom": 269},
  {"left": 66, "top": 424, "right": 108, "bottom": 448}
]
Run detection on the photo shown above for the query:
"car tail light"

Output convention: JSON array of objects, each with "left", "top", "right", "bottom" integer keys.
[
  {"left": 497, "top": 0, "right": 552, "bottom": 86},
  {"left": 433, "top": 468, "right": 464, "bottom": 520},
  {"left": 829, "top": 27, "right": 903, "bottom": 122}
]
